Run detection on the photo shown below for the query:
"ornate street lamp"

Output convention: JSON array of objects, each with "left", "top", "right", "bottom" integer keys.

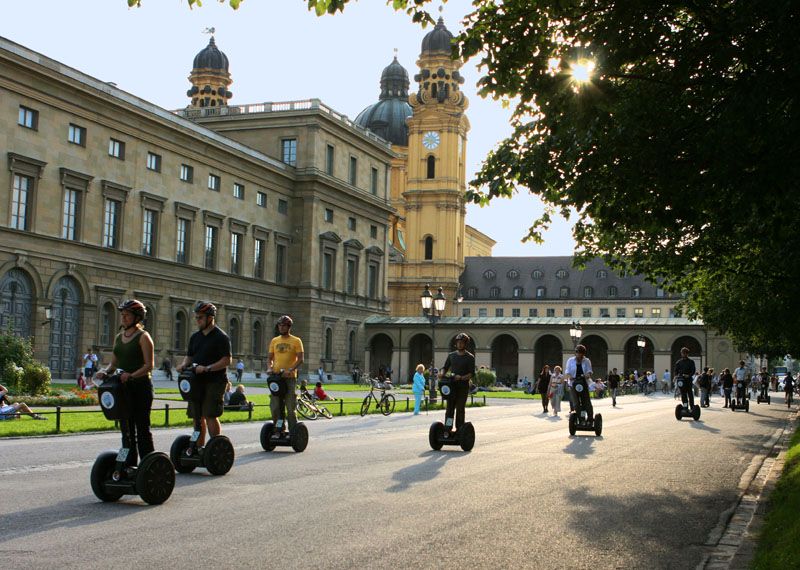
[
  {"left": 637, "top": 335, "right": 646, "bottom": 371},
  {"left": 569, "top": 321, "right": 582, "bottom": 348},
  {"left": 421, "top": 284, "right": 446, "bottom": 404}
]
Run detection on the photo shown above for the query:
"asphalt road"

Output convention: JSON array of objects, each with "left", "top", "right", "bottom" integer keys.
[{"left": 0, "top": 392, "right": 793, "bottom": 569}]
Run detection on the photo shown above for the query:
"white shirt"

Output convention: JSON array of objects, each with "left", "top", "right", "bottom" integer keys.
[
  {"left": 734, "top": 367, "right": 747, "bottom": 381},
  {"left": 564, "top": 356, "right": 593, "bottom": 381},
  {"left": 83, "top": 353, "right": 97, "bottom": 368}
]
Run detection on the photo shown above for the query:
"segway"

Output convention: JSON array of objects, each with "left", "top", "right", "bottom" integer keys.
[
  {"left": 756, "top": 382, "right": 771, "bottom": 405},
  {"left": 260, "top": 372, "right": 308, "bottom": 452},
  {"left": 429, "top": 376, "right": 476, "bottom": 451},
  {"left": 730, "top": 381, "right": 750, "bottom": 412},
  {"left": 91, "top": 371, "right": 175, "bottom": 505},
  {"left": 674, "top": 376, "right": 701, "bottom": 420},
  {"left": 170, "top": 367, "right": 235, "bottom": 475},
  {"left": 568, "top": 380, "right": 602, "bottom": 436}
]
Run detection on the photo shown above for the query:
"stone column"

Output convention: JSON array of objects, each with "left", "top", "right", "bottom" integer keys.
[
  {"left": 518, "top": 350, "right": 535, "bottom": 381},
  {"left": 654, "top": 351, "right": 672, "bottom": 378},
  {"left": 607, "top": 351, "right": 625, "bottom": 375}
]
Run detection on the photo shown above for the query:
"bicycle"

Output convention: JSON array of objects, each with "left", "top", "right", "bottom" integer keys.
[
  {"left": 295, "top": 391, "right": 333, "bottom": 420},
  {"left": 360, "top": 380, "right": 395, "bottom": 416}
]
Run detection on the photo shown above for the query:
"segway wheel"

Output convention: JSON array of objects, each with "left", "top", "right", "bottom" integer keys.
[
  {"left": 360, "top": 396, "right": 371, "bottom": 417},
  {"left": 429, "top": 421, "right": 445, "bottom": 451},
  {"left": 260, "top": 421, "right": 277, "bottom": 452},
  {"left": 745, "top": 400, "right": 749, "bottom": 413},
  {"left": 459, "top": 422, "right": 476, "bottom": 452},
  {"left": 90, "top": 451, "right": 126, "bottom": 502},
  {"left": 568, "top": 412, "right": 577, "bottom": 435},
  {"left": 205, "top": 435, "right": 235, "bottom": 476},
  {"left": 692, "top": 405, "right": 701, "bottom": 421},
  {"left": 135, "top": 452, "right": 175, "bottom": 505},
  {"left": 170, "top": 435, "right": 196, "bottom": 473},
  {"left": 767, "top": 395, "right": 771, "bottom": 405},
  {"left": 290, "top": 422, "right": 309, "bottom": 452},
  {"left": 675, "top": 404, "right": 683, "bottom": 421},
  {"left": 594, "top": 414, "right": 603, "bottom": 437}
]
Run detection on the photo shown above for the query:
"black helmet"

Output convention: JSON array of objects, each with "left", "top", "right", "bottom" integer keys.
[
  {"left": 194, "top": 301, "right": 217, "bottom": 317},
  {"left": 277, "top": 315, "right": 293, "bottom": 327},
  {"left": 117, "top": 299, "right": 146, "bottom": 321},
  {"left": 455, "top": 332, "right": 470, "bottom": 343}
]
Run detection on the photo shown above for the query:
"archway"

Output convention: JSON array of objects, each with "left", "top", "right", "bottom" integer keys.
[
  {"left": 0, "top": 268, "right": 34, "bottom": 339},
  {"left": 48, "top": 276, "right": 82, "bottom": 379},
  {"left": 671, "top": 335, "right": 703, "bottom": 370},
  {"left": 407, "top": 333, "right": 432, "bottom": 377},
  {"left": 582, "top": 335, "right": 609, "bottom": 379},
  {"left": 370, "top": 333, "right": 394, "bottom": 377},
  {"left": 534, "top": 334, "right": 564, "bottom": 377},
  {"left": 491, "top": 334, "right": 519, "bottom": 384},
  {"left": 624, "top": 335, "right": 654, "bottom": 375}
]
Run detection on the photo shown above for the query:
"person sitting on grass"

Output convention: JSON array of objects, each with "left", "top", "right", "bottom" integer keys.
[
  {"left": 299, "top": 379, "right": 313, "bottom": 399},
  {"left": 314, "top": 381, "right": 335, "bottom": 401},
  {"left": 223, "top": 380, "right": 233, "bottom": 406},
  {"left": 227, "top": 384, "right": 253, "bottom": 411},
  {"left": 0, "top": 384, "right": 47, "bottom": 420},
  {"left": 594, "top": 379, "right": 606, "bottom": 399}
]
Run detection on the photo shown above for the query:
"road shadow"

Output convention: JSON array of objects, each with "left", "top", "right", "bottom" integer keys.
[
  {"left": 563, "top": 435, "right": 600, "bottom": 459},
  {"left": 386, "top": 451, "right": 463, "bottom": 493},
  {"left": 546, "top": 415, "right": 563, "bottom": 422},
  {"left": 688, "top": 420, "right": 721, "bottom": 434}
]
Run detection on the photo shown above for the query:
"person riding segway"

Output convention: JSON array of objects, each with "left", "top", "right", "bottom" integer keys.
[
  {"left": 260, "top": 315, "right": 308, "bottom": 452},
  {"left": 755, "top": 367, "right": 771, "bottom": 405},
  {"left": 565, "top": 344, "right": 602, "bottom": 436},
  {"left": 91, "top": 300, "right": 175, "bottom": 504},
  {"left": 171, "top": 301, "right": 235, "bottom": 475},
  {"left": 730, "top": 371, "right": 750, "bottom": 412},
  {"left": 674, "top": 347, "right": 701, "bottom": 420},
  {"left": 429, "top": 333, "right": 476, "bottom": 451}
]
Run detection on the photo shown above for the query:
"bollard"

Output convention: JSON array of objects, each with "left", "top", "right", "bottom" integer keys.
[
  {"left": 406, "top": 397, "right": 410, "bottom": 411},
  {"left": 165, "top": 404, "right": 170, "bottom": 427},
  {"left": 56, "top": 406, "right": 61, "bottom": 433},
  {"left": 483, "top": 395, "right": 486, "bottom": 405},
  {"left": 339, "top": 399, "right": 344, "bottom": 416},
  {"left": 425, "top": 397, "right": 429, "bottom": 412},
  {"left": 470, "top": 394, "right": 473, "bottom": 405},
  {"left": 248, "top": 403, "right": 253, "bottom": 421}
]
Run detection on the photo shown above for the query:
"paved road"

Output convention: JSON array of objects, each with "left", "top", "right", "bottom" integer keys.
[{"left": 0, "top": 393, "right": 793, "bottom": 569}]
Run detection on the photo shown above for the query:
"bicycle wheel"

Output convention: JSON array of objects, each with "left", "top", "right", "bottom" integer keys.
[
  {"left": 296, "top": 399, "right": 317, "bottom": 420},
  {"left": 317, "top": 404, "right": 333, "bottom": 419},
  {"left": 360, "top": 395, "right": 371, "bottom": 416},
  {"left": 380, "top": 393, "right": 396, "bottom": 416}
]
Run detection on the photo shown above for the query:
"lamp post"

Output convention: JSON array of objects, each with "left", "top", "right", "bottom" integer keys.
[
  {"left": 421, "top": 284, "right": 446, "bottom": 405},
  {"left": 637, "top": 335, "right": 646, "bottom": 372},
  {"left": 569, "top": 321, "right": 582, "bottom": 348}
]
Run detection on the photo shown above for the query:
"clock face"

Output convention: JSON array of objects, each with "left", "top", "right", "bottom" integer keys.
[{"left": 422, "top": 131, "right": 440, "bottom": 150}]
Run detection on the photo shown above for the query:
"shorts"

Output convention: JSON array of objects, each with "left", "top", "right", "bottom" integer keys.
[
  {"left": 187, "top": 381, "right": 226, "bottom": 419},
  {"left": 0, "top": 404, "right": 17, "bottom": 419}
]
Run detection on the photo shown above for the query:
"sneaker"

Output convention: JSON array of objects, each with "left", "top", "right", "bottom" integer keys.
[{"left": 33, "top": 414, "right": 47, "bottom": 420}]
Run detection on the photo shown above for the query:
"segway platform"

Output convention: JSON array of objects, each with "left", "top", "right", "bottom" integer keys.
[
  {"left": 730, "top": 383, "right": 750, "bottom": 412},
  {"left": 675, "top": 403, "right": 701, "bottom": 421},
  {"left": 568, "top": 411, "right": 603, "bottom": 436},
  {"left": 429, "top": 418, "right": 475, "bottom": 451}
]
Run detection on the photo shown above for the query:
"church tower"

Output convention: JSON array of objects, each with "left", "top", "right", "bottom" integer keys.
[
  {"left": 186, "top": 35, "right": 233, "bottom": 108},
  {"left": 387, "top": 17, "right": 470, "bottom": 316}
]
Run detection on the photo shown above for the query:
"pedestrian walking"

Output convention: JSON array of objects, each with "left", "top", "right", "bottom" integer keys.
[
  {"left": 607, "top": 367, "right": 620, "bottom": 407},
  {"left": 548, "top": 365, "right": 564, "bottom": 416},
  {"left": 235, "top": 358, "right": 244, "bottom": 382},
  {"left": 537, "top": 365, "right": 551, "bottom": 414},
  {"left": 720, "top": 368, "right": 734, "bottom": 407},
  {"left": 412, "top": 364, "right": 426, "bottom": 415}
]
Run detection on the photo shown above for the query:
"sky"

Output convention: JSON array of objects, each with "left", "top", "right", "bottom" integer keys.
[{"left": 0, "top": 0, "right": 577, "bottom": 257}]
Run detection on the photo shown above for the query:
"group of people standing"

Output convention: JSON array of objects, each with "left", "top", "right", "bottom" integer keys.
[{"left": 535, "top": 344, "right": 596, "bottom": 417}]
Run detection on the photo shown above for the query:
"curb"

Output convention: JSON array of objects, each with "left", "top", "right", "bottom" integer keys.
[{"left": 699, "top": 407, "right": 798, "bottom": 569}]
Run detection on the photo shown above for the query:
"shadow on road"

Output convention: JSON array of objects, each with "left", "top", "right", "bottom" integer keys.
[
  {"left": 386, "top": 451, "right": 464, "bottom": 493},
  {"left": 563, "top": 435, "right": 601, "bottom": 459},
  {"left": 689, "top": 421, "right": 721, "bottom": 434}
]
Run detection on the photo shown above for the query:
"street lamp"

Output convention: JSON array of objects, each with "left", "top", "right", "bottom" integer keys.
[
  {"left": 569, "top": 321, "right": 582, "bottom": 348},
  {"left": 637, "top": 335, "right": 646, "bottom": 371},
  {"left": 421, "top": 284, "right": 446, "bottom": 404}
]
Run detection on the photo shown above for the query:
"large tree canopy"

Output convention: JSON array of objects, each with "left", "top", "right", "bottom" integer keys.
[{"left": 129, "top": 0, "right": 799, "bottom": 355}]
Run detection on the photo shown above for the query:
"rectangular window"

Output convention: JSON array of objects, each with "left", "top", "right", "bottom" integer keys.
[
  {"left": 176, "top": 218, "right": 189, "bottom": 264},
  {"left": 146, "top": 152, "right": 162, "bottom": 172},
  {"left": 281, "top": 138, "right": 297, "bottom": 166},
  {"left": 322, "top": 252, "right": 333, "bottom": 289},
  {"left": 348, "top": 217, "right": 356, "bottom": 231},
  {"left": 142, "top": 209, "right": 157, "bottom": 256},
  {"left": 254, "top": 238, "right": 265, "bottom": 279},
  {"left": 367, "top": 263, "right": 378, "bottom": 298},
  {"left": 617, "top": 308, "right": 626, "bottom": 318},
  {"left": 68, "top": 124, "right": 86, "bottom": 146},
  {"left": 180, "top": 164, "right": 194, "bottom": 183},
  {"left": 582, "top": 308, "right": 592, "bottom": 317},
  {"left": 325, "top": 144, "right": 334, "bottom": 175},
  {"left": 656, "top": 288, "right": 665, "bottom": 298},
  {"left": 275, "top": 243, "right": 287, "bottom": 284},
  {"left": 370, "top": 225, "right": 378, "bottom": 239},
  {"left": 102, "top": 199, "right": 121, "bottom": 249},
  {"left": 278, "top": 198, "right": 288, "bottom": 215},
  {"left": 61, "top": 189, "right": 80, "bottom": 240},
  {"left": 108, "top": 138, "right": 125, "bottom": 159},
  {"left": 478, "top": 308, "right": 488, "bottom": 317},
  {"left": 634, "top": 308, "right": 644, "bottom": 318},
  {"left": 18, "top": 106, "right": 38, "bottom": 129},
  {"left": 208, "top": 174, "right": 221, "bottom": 192},
  {"left": 349, "top": 156, "right": 357, "bottom": 185},
  {"left": 233, "top": 183, "right": 245, "bottom": 200},
  {"left": 256, "top": 191, "right": 267, "bottom": 207},
  {"left": 529, "top": 308, "right": 538, "bottom": 317},
  {"left": 324, "top": 208, "right": 333, "bottom": 223},
  {"left": 564, "top": 308, "right": 573, "bottom": 317},
  {"left": 204, "top": 225, "right": 218, "bottom": 270},
  {"left": 651, "top": 308, "right": 662, "bottom": 318},
  {"left": 600, "top": 308, "right": 610, "bottom": 317},
  {"left": 346, "top": 258, "right": 357, "bottom": 294},
  {"left": 371, "top": 167, "right": 378, "bottom": 195},
  {"left": 462, "top": 308, "right": 471, "bottom": 317},
  {"left": 495, "top": 308, "right": 504, "bottom": 317},
  {"left": 546, "top": 308, "right": 555, "bottom": 317},
  {"left": 10, "top": 174, "right": 32, "bottom": 231},
  {"left": 230, "top": 233, "right": 241, "bottom": 274}
]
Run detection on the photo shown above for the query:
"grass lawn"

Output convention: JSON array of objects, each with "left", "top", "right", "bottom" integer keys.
[{"left": 752, "top": 421, "right": 800, "bottom": 569}]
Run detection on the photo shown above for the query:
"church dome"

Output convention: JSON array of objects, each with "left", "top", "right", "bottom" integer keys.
[
  {"left": 192, "top": 36, "right": 229, "bottom": 71},
  {"left": 355, "top": 56, "right": 412, "bottom": 146},
  {"left": 421, "top": 17, "right": 454, "bottom": 54}
]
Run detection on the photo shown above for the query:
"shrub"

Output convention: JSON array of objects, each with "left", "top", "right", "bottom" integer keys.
[
  {"left": 22, "top": 362, "right": 51, "bottom": 396},
  {"left": 474, "top": 367, "right": 497, "bottom": 388},
  {"left": 2, "top": 360, "right": 24, "bottom": 391},
  {"left": 0, "top": 329, "right": 35, "bottom": 377}
]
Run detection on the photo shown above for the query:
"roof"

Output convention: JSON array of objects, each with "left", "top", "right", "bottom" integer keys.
[
  {"left": 365, "top": 316, "right": 703, "bottom": 326},
  {"left": 421, "top": 17, "right": 454, "bottom": 54}
]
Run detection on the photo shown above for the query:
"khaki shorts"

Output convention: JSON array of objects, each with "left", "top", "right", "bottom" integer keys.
[{"left": 187, "top": 381, "right": 226, "bottom": 419}]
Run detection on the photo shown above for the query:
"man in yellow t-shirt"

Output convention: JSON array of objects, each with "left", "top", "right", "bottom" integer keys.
[{"left": 267, "top": 315, "right": 304, "bottom": 430}]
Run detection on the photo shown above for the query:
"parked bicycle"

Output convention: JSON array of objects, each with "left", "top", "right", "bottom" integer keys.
[
  {"left": 296, "top": 392, "right": 333, "bottom": 420},
  {"left": 360, "top": 380, "right": 395, "bottom": 416}
]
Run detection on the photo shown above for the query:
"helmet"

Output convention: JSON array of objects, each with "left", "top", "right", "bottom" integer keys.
[
  {"left": 277, "top": 315, "right": 293, "bottom": 327},
  {"left": 117, "top": 299, "right": 146, "bottom": 321},
  {"left": 193, "top": 301, "right": 217, "bottom": 317},
  {"left": 575, "top": 344, "right": 587, "bottom": 354},
  {"left": 455, "top": 332, "right": 471, "bottom": 343}
]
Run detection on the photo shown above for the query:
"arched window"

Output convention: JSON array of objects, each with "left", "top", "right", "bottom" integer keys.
[
  {"left": 174, "top": 311, "right": 187, "bottom": 351},
  {"left": 536, "top": 286, "right": 546, "bottom": 298},
  {"left": 507, "top": 269, "right": 519, "bottom": 280},
  {"left": 608, "top": 286, "right": 618, "bottom": 298},
  {"left": 632, "top": 286, "right": 641, "bottom": 298},
  {"left": 325, "top": 328, "right": 333, "bottom": 360},
  {"left": 583, "top": 286, "right": 594, "bottom": 298},
  {"left": 490, "top": 286, "right": 500, "bottom": 298},
  {"left": 348, "top": 330, "right": 356, "bottom": 362},
  {"left": 100, "top": 302, "right": 115, "bottom": 346},
  {"left": 596, "top": 270, "right": 607, "bottom": 279},
  {"left": 229, "top": 317, "right": 240, "bottom": 355},
  {"left": 426, "top": 155, "right": 436, "bottom": 179},
  {"left": 467, "top": 287, "right": 477, "bottom": 299},
  {"left": 556, "top": 269, "right": 568, "bottom": 279},
  {"left": 512, "top": 286, "right": 523, "bottom": 298},
  {"left": 560, "top": 286, "right": 570, "bottom": 298},
  {"left": 532, "top": 270, "right": 544, "bottom": 279},
  {"left": 424, "top": 236, "right": 433, "bottom": 260},
  {"left": 252, "top": 320, "right": 263, "bottom": 356},
  {"left": 483, "top": 269, "right": 496, "bottom": 280}
]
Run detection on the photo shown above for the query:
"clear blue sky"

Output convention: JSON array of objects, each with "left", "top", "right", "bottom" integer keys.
[{"left": 0, "top": 0, "right": 576, "bottom": 256}]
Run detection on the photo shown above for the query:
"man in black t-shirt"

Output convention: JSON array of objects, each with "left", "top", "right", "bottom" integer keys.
[
  {"left": 177, "top": 301, "right": 232, "bottom": 447},
  {"left": 606, "top": 368, "right": 620, "bottom": 407},
  {"left": 439, "top": 333, "right": 476, "bottom": 434},
  {"left": 673, "top": 347, "right": 697, "bottom": 409}
]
